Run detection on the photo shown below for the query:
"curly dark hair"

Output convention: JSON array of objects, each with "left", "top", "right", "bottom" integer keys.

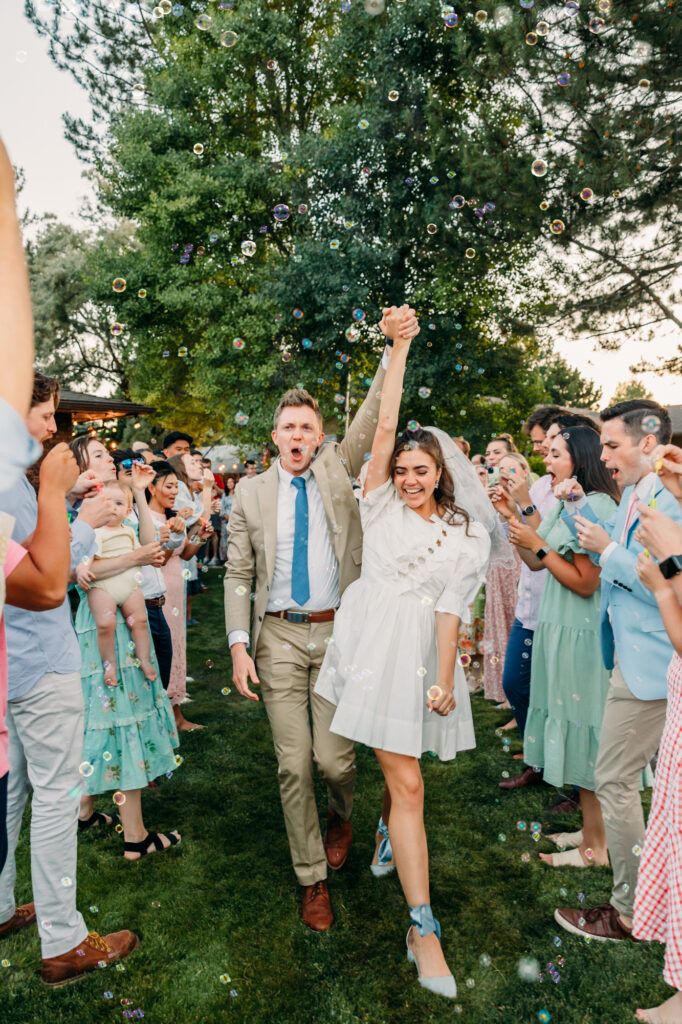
[{"left": 390, "top": 428, "right": 473, "bottom": 531}]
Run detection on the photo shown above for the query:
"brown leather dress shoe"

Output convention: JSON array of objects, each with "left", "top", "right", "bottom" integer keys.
[
  {"left": 324, "top": 808, "right": 352, "bottom": 870},
  {"left": 554, "top": 904, "right": 638, "bottom": 943},
  {"left": 301, "top": 881, "right": 334, "bottom": 932},
  {"left": 41, "top": 929, "right": 140, "bottom": 987},
  {"left": 0, "top": 902, "right": 36, "bottom": 939},
  {"left": 498, "top": 766, "right": 544, "bottom": 790}
]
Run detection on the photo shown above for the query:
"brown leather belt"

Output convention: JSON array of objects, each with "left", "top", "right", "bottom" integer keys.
[
  {"left": 266, "top": 608, "right": 336, "bottom": 624},
  {"left": 145, "top": 596, "right": 166, "bottom": 608}
]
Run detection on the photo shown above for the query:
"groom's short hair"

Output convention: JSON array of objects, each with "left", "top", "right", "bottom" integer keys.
[{"left": 273, "top": 389, "right": 323, "bottom": 429}]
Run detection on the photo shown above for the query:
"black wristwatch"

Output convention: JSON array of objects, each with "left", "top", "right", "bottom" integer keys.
[
  {"left": 535, "top": 547, "right": 549, "bottom": 560},
  {"left": 659, "top": 555, "right": 682, "bottom": 580},
  {"left": 522, "top": 504, "right": 537, "bottom": 516}
]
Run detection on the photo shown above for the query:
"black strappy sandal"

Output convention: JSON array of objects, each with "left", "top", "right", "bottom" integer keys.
[
  {"left": 78, "top": 811, "right": 118, "bottom": 831},
  {"left": 123, "top": 831, "right": 181, "bottom": 860}
]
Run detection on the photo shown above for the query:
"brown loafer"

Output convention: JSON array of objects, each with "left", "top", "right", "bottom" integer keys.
[
  {"left": 498, "top": 767, "right": 544, "bottom": 790},
  {"left": 323, "top": 808, "right": 352, "bottom": 871},
  {"left": 0, "top": 902, "right": 36, "bottom": 939},
  {"left": 301, "top": 881, "right": 334, "bottom": 932},
  {"left": 41, "top": 929, "right": 140, "bottom": 987},
  {"left": 554, "top": 904, "right": 638, "bottom": 943}
]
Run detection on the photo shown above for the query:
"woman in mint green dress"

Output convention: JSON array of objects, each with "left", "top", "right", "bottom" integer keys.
[
  {"left": 71, "top": 440, "right": 181, "bottom": 861},
  {"left": 507, "top": 427, "right": 619, "bottom": 870}
]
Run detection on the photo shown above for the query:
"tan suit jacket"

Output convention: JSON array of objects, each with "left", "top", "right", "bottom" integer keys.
[{"left": 224, "top": 364, "right": 386, "bottom": 653}]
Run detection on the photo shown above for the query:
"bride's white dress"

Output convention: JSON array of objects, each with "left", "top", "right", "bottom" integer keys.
[{"left": 314, "top": 478, "right": 491, "bottom": 760}]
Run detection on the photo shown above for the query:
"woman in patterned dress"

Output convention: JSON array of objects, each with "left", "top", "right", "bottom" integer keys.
[
  {"left": 482, "top": 435, "right": 522, "bottom": 704},
  {"left": 147, "top": 461, "right": 212, "bottom": 732},
  {"left": 631, "top": 485, "right": 682, "bottom": 1024}
]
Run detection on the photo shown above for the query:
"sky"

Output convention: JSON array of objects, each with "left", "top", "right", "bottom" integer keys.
[{"left": 1, "top": 1, "right": 679, "bottom": 408}]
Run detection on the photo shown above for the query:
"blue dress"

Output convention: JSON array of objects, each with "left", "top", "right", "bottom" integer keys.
[{"left": 75, "top": 597, "right": 179, "bottom": 794}]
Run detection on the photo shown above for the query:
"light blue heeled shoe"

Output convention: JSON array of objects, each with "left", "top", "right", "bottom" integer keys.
[
  {"left": 370, "top": 816, "right": 395, "bottom": 877},
  {"left": 406, "top": 905, "right": 457, "bottom": 999}
]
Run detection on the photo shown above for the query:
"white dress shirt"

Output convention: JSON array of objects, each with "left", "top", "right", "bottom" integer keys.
[
  {"left": 514, "top": 474, "right": 557, "bottom": 630},
  {"left": 600, "top": 472, "right": 655, "bottom": 566},
  {"left": 228, "top": 460, "right": 341, "bottom": 648},
  {"left": 268, "top": 461, "right": 340, "bottom": 614}
]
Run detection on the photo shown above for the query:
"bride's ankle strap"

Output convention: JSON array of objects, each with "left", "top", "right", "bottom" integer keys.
[{"left": 409, "top": 904, "right": 441, "bottom": 938}]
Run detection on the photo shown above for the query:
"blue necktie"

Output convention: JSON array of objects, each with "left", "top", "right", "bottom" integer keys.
[{"left": 291, "top": 476, "right": 310, "bottom": 606}]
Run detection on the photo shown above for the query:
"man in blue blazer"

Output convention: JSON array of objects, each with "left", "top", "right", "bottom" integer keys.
[{"left": 554, "top": 399, "right": 682, "bottom": 944}]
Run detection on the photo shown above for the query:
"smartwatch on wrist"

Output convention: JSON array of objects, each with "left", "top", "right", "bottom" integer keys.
[
  {"left": 659, "top": 555, "right": 682, "bottom": 580},
  {"left": 522, "top": 504, "right": 537, "bottom": 516},
  {"left": 535, "top": 547, "right": 549, "bottom": 560}
]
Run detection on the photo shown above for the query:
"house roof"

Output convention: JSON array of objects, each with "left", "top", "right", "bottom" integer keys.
[{"left": 57, "top": 390, "right": 155, "bottom": 423}]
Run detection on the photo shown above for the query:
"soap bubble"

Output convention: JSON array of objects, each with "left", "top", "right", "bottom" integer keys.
[
  {"left": 358, "top": 119, "right": 369, "bottom": 130},
  {"left": 525, "top": 32, "right": 538, "bottom": 44},
  {"left": 293, "top": 308, "right": 303, "bottom": 319},
  {"left": 580, "top": 187, "right": 594, "bottom": 201},
  {"left": 61, "top": 876, "right": 73, "bottom": 887},
  {"left": 589, "top": 16, "right": 605, "bottom": 32},
  {"left": 536, "top": 20, "right": 549, "bottom": 33},
  {"left": 465, "top": 248, "right": 476, "bottom": 258},
  {"left": 388, "top": 90, "right": 399, "bottom": 101},
  {"left": 531, "top": 159, "right": 548, "bottom": 177},
  {"left": 407, "top": 420, "right": 420, "bottom": 431},
  {"left": 642, "top": 414, "right": 660, "bottom": 433},
  {"left": 450, "top": 195, "right": 465, "bottom": 208},
  {"left": 638, "top": 79, "right": 651, "bottom": 91},
  {"left": 550, "top": 220, "right": 565, "bottom": 234},
  {"left": 110, "top": 322, "right": 123, "bottom": 336},
  {"left": 235, "top": 411, "right": 249, "bottom": 426},
  {"left": 195, "top": 13, "right": 212, "bottom": 28},
  {"left": 193, "top": 143, "right": 204, "bottom": 155},
  {"left": 564, "top": 0, "right": 579, "bottom": 12},
  {"left": 178, "top": 346, "right": 188, "bottom": 357},
  {"left": 113, "top": 791, "right": 126, "bottom": 806},
  {"left": 220, "top": 30, "right": 238, "bottom": 47},
  {"left": 240, "top": 241, "right": 256, "bottom": 257},
  {"left": 232, "top": 337, "right": 245, "bottom": 349},
  {"left": 426, "top": 223, "right": 438, "bottom": 234},
  {"left": 79, "top": 762, "right": 94, "bottom": 777},
  {"left": 518, "top": 956, "right": 540, "bottom": 982},
  {"left": 556, "top": 73, "right": 571, "bottom": 86},
  {"left": 417, "top": 667, "right": 428, "bottom": 678},
  {"left": 273, "top": 204, "right": 290, "bottom": 221},
  {"left": 330, "top": 239, "right": 340, "bottom": 250},
  {"left": 418, "top": 386, "right": 432, "bottom": 398},
  {"left": 538, "top": 1013, "right": 551, "bottom": 1024},
  {"left": 112, "top": 278, "right": 126, "bottom": 293},
  {"left": 540, "top": 200, "right": 549, "bottom": 211},
  {"left": 475, "top": 9, "right": 488, "bottom": 22},
  {"left": 138, "top": 288, "right": 146, "bottom": 298},
  {"left": 352, "top": 309, "right": 365, "bottom": 321},
  {"left": 443, "top": 13, "right": 459, "bottom": 27}
]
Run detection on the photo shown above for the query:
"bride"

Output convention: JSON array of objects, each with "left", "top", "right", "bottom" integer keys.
[{"left": 315, "top": 306, "right": 503, "bottom": 997}]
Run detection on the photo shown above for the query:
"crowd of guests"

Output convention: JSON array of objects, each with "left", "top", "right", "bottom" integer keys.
[{"left": 2, "top": 137, "right": 682, "bottom": 1019}]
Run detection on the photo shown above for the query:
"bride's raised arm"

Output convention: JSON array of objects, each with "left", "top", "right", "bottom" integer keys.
[{"left": 363, "top": 304, "right": 419, "bottom": 497}]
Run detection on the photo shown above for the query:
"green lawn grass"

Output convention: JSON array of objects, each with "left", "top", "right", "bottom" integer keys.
[{"left": 2, "top": 574, "right": 666, "bottom": 1022}]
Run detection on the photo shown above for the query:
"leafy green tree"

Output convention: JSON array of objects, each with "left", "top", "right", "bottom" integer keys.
[
  {"left": 609, "top": 377, "right": 654, "bottom": 403},
  {"left": 532, "top": 347, "right": 603, "bottom": 408},
  {"left": 25, "top": 0, "right": 626, "bottom": 450}
]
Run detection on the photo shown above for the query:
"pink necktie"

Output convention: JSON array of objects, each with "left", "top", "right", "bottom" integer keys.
[{"left": 620, "top": 489, "right": 640, "bottom": 545}]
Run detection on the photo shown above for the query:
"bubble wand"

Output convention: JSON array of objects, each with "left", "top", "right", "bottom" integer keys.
[{"left": 643, "top": 458, "right": 663, "bottom": 558}]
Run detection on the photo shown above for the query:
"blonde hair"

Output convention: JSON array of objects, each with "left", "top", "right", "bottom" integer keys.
[
  {"left": 499, "top": 451, "right": 531, "bottom": 483},
  {"left": 273, "top": 389, "right": 322, "bottom": 429},
  {"left": 103, "top": 479, "right": 133, "bottom": 508}
]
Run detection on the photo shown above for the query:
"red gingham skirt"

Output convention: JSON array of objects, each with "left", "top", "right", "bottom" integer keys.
[{"left": 633, "top": 652, "right": 682, "bottom": 987}]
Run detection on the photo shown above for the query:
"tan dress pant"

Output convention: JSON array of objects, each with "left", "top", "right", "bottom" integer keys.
[
  {"left": 255, "top": 615, "right": 356, "bottom": 886},
  {"left": 594, "top": 659, "right": 666, "bottom": 918}
]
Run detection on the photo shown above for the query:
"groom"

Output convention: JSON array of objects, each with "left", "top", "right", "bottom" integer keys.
[{"left": 225, "top": 306, "right": 418, "bottom": 930}]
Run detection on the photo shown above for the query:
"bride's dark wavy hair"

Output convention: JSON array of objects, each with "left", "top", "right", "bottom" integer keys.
[{"left": 390, "top": 427, "right": 473, "bottom": 532}]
